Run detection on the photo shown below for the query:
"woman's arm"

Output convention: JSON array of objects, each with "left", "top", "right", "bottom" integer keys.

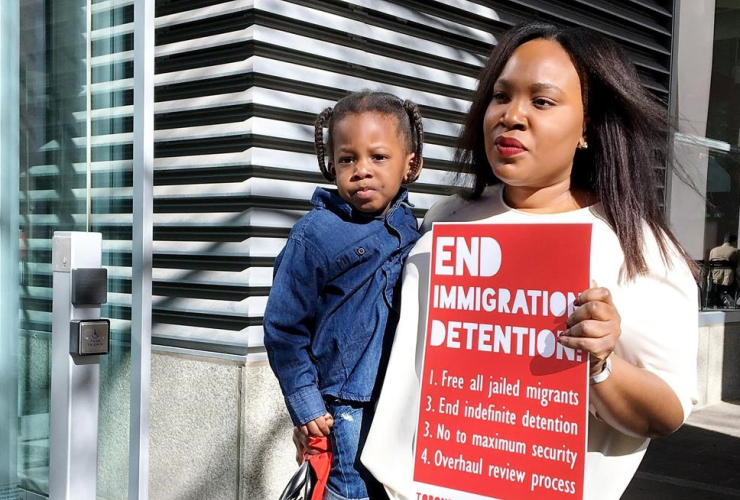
[
  {"left": 559, "top": 284, "right": 690, "bottom": 438},
  {"left": 588, "top": 354, "right": 684, "bottom": 438}
]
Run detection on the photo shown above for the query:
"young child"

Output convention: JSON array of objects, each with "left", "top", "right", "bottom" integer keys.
[{"left": 263, "top": 91, "right": 424, "bottom": 500}]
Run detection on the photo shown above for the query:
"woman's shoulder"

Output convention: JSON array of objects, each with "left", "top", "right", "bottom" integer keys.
[
  {"left": 588, "top": 211, "right": 696, "bottom": 288},
  {"left": 420, "top": 185, "right": 505, "bottom": 234},
  {"left": 419, "top": 194, "right": 466, "bottom": 233},
  {"left": 639, "top": 225, "right": 697, "bottom": 284}
]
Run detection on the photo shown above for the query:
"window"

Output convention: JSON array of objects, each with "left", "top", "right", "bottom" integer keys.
[{"left": 672, "top": 1, "right": 740, "bottom": 310}]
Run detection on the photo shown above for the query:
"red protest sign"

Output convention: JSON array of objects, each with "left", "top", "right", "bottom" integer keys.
[{"left": 412, "top": 223, "right": 591, "bottom": 500}]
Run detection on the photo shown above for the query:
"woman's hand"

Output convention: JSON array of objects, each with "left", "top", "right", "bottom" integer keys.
[
  {"left": 558, "top": 281, "right": 685, "bottom": 438},
  {"left": 560, "top": 281, "right": 621, "bottom": 376}
]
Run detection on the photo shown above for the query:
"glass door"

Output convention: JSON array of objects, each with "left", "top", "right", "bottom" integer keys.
[
  {"left": 18, "top": 1, "right": 87, "bottom": 494},
  {"left": 2, "top": 0, "right": 138, "bottom": 498},
  {"left": 1, "top": 2, "right": 22, "bottom": 498}
]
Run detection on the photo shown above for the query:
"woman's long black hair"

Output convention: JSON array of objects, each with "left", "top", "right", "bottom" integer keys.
[{"left": 456, "top": 22, "right": 694, "bottom": 280}]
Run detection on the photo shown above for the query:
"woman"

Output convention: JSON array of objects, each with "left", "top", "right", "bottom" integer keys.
[{"left": 360, "top": 22, "right": 698, "bottom": 500}]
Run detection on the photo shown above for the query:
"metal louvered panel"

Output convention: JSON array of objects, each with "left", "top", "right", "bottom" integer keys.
[
  {"left": 148, "top": 0, "right": 491, "bottom": 358},
  {"left": 126, "top": 0, "right": 675, "bottom": 357},
  {"left": 238, "top": 0, "right": 675, "bottom": 359},
  {"left": 20, "top": 0, "right": 675, "bottom": 361}
]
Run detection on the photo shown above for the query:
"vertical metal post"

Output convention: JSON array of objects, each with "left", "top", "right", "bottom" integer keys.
[
  {"left": 0, "top": 0, "right": 20, "bottom": 490},
  {"left": 130, "top": 0, "right": 154, "bottom": 498},
  {"left": 49, "top": 232, "right": 103, "bottom": 500}
]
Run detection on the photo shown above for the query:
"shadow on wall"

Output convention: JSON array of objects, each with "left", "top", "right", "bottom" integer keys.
[
  {"left": 169, "top": 406, "right": 292, "bottom": 500},
  {"left": 240, "top": 363, "right": 297, "bottom": 500},
  {"left": 249, "top": 414, "right": 294, "bottom": 499},
  {"left": 722, "top": 329, "right": 740, "bottom": 400}
]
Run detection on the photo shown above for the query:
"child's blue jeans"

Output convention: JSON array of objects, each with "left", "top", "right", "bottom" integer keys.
[{"left": 324, "top": 399, "right": 388, "bottom": 500}]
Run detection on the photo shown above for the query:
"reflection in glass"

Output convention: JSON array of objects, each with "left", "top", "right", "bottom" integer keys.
[
  {"left": 91, "top": 1, "right": 133, "bottom": 498},
  {"left": 17, "top": 0, "right": 132, "bottom": 496},
  {"left": 699, "top": 3, "right": 740, "bottom": 310},
  {"left": 18, "top": 0, "right": 87, "bottom": 494}
]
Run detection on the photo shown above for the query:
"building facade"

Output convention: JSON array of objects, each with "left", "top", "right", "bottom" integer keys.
[{"left": 0, "top": 0, "right": 737, "bottom": 498}]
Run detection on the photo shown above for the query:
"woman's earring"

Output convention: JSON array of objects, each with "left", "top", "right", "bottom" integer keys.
[{"left": 578, "top": 139, "right": 588, "bottom": 150}]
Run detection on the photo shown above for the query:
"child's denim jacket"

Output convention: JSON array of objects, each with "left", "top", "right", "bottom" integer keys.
[{"left": 263, "top": 187, "right": 420, "bottom": 426}]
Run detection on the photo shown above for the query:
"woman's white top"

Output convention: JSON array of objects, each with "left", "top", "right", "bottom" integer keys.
[{"left": 362, "top": 184, "right": 698, "bottom": 500}]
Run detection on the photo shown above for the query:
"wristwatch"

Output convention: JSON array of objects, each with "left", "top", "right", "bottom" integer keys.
[{"left": 589, "top": 355, "right": 612, "bottom": 385}]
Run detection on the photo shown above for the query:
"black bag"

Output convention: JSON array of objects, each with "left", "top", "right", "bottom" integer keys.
[{"left": 278, "top": 460, "right": 315, "bottom": 500}]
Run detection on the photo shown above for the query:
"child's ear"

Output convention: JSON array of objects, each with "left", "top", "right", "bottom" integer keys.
[
  {"left": 403, "top": 152, "right": 422, "bottom": 184},
  {"left": 327, "top": 161, "right": 336, "bottom": 181}
]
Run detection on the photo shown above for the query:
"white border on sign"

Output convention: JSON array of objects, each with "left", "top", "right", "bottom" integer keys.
[
  {"left": 411, "top": 221, "right": 593, "bottom": 500},
  {"left": 413, "top": 480, "right": 507, "bottom": 500}
]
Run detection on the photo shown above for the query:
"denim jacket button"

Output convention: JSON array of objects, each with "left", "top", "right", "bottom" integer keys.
[{"left": 356, "top": 247, "right": 365, "bottom": 256}]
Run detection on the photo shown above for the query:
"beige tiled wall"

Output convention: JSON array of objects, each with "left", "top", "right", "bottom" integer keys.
[
  {"left": 696, "top": 323, "right": 740, "bottom": 408},
  {"left": 122, "top": 353, "right": 295, "bottom": 500}
]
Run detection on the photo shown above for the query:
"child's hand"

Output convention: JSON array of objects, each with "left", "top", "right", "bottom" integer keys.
[
  {"left": 292, "top": 426, "right": 308, "bottom": 464},
  {"left": 299, "top": 413, "right": 334, "bottom": 437},
  {"left": 293, "top": 413, "right": 334, "bottom": 464}
]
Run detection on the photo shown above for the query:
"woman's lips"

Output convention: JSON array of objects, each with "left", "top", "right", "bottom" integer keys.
[
  {"left": 496, "top": 145, "right": 526, "bottom": 157},
  {"left": 495, "top": 137, "right": 527, "bottom": 158}
]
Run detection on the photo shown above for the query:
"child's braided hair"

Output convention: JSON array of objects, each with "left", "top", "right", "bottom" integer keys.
[{"left": 314, "top": 91, "right": 424, "bottom": 183}]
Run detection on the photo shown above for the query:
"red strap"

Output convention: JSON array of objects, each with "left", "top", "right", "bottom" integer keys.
[{"left": 307, "top": 436, "right": 332, "bottom": 500}]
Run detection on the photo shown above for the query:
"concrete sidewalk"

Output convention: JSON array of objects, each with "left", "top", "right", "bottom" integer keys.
[{"left": 623, "top": 400, "right": 740, "bottom": 499}]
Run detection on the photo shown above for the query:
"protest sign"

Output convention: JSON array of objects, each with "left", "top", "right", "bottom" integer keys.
[{"left": 412, "top": 223, "right": 591, "bottom": 500}]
